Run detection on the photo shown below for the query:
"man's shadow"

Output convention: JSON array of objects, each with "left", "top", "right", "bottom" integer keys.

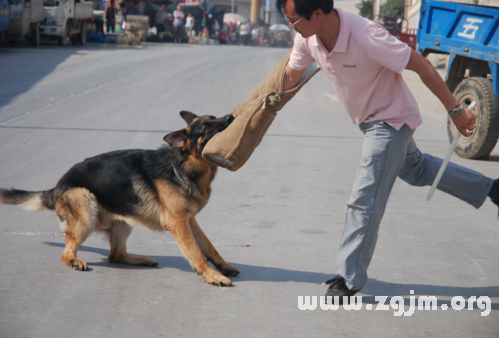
[{"left": 45, "top": 241, "right": 499, "bottom": 310}]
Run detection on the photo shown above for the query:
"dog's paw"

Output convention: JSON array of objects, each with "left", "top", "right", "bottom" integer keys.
[
  {"left": 215, "top": 262, "right": 240, "bottom": 277},
  {"left": 108, "top": 254, "right": 159, "bottom": 267},
  {"left": 136, "top": 256, "right": 159, "bottom": 267},
  {"left": 70, "top": 259, "right": 88, "bottom": 271},
  {"left": 204, "top": 271, "right": 232, "bottom": 287}
]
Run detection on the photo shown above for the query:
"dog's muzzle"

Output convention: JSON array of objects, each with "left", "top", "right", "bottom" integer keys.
[
  {"left": 224, "top": 114, "right": 235, "bottom": 124},
  {"left": 219, "top": 114, "right": 235, "bottom": 131}
]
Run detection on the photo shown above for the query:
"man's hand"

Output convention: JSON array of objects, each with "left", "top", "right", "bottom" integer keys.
[
  {"left": 283, "top": 65, "right": 306, "bottom": 91},
  {"left": 452, "top": 106, "right": 476, "bottom": 137}
]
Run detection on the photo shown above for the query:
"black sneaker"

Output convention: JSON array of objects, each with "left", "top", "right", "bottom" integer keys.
[
  {"left": 489, "top": 179, "right": 499, "bottom": 217},
  {"left": 324, "top": 276, "right": 361, "bottom": 304}
]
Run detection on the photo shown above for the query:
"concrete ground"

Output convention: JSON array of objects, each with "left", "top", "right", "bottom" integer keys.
[{"left": 0, "top": 43, "right": 498, "bottom": 337}]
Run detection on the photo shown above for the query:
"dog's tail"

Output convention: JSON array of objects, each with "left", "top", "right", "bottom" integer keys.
[{"left": 0, "top": 188, "right": 56, "bottom": 211}]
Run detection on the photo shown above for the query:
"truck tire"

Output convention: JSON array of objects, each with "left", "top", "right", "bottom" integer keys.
[
  {"left": 77, "top": 23, "right": 87, "bottom": 46},
  {"left": 447, "top": 77, "right": 499, "bottom": 159},
  {"left": 31, "top": 26, "right": 40, "bottom": 47}
]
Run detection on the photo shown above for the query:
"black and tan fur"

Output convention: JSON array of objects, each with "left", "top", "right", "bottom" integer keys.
[{"left": 0, "top": 111, "right": 239, "bottom": 286}]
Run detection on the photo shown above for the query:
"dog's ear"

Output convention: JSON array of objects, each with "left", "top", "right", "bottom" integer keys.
[
  {"left": 164, "top": 130, "right": 188, "bottom": 149},
  {"left": 180, "top": 111, "right": 197, "bottom": 126}
]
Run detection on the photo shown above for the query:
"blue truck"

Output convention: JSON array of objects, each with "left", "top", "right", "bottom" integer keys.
[{"left": 417, "top": 0, "right": 499, "bottom": 159}]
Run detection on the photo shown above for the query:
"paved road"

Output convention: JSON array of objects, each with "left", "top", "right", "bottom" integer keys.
[{"left": 0, "top": 43, "right": 498, "bottom": 338}]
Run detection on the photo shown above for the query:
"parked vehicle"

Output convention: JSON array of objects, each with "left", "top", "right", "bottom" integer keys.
[
  {"left": 417, "top": 0, "right": 499, "bottom": 159},
  {"left": 373, "top": 15, "right": 417, "bottom": 51},
  {"left": 40, "top": 0, "right": 92, "bottom": 46},
  {"left": 5, "top": 0, "right": 44, "bottom": 46},
  {"left": 0, "top": 0, "right": 9, "bottom": 40}
]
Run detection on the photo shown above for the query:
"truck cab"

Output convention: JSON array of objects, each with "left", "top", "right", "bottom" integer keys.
[
  {"left": 0, "top": 0, "right": 10, "bottom": 39},
  {"left": 5, "top": 0, "right": 44, "bottom": 46},
  {"left": 40, "top": 0, "right": 92, "bottom": 45}
]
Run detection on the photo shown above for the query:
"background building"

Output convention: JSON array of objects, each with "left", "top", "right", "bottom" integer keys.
[
  {"left": 210, "top": 0, "right": 366, "bottom": 25},
  {"left": 214, "top": 0, "right": 252, "bottom": 20}
]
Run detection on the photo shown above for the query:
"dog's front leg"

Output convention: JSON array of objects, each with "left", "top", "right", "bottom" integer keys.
[
  {"left": 189, "top": 217, "right": 240, "bottom": 277},
  {"left": 168, "top": 217, "right": 233, "bottom": 286}
]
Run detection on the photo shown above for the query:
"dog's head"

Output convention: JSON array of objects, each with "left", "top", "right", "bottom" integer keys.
[{"left": 164, "top": 111, "right": 234, "bottom": 157}]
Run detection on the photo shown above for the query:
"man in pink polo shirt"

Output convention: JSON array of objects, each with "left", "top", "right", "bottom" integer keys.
[{"left": 277, "top": 0, "right": 497, "bottom": 303}]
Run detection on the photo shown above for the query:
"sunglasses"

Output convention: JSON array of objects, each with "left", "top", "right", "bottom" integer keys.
[{"left": 285, "top": 16, "right": 303, "bottom": 28}]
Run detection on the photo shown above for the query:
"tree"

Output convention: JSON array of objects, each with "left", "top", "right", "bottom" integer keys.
[
  {"left": 356, "top": 0, "right": 373, "bottom": 19},
  {"left": 357, "top": 0, "right": 405, "bottom": 19},
  {"left": 380, "top": 0, "right": 404, "bottom": 17}
]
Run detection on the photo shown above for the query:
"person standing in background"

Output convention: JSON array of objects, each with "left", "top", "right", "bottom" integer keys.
[
  {"left": 251, "top": 25, "right": 260, "bottom": 46},
  {"left": 143, "top": 1, "right": 156, "bottom": 29},
  {"left": 105, "top": 0, "right": 116, "bottom": 33},
  {"left": 155, "top": 4, "right": 168, "bottom": 33},
  {"left": 246, "top": 21, "right": 252, "bottom": 42},
  {"left": 93, "top": 0, "right": 104, "bottom": 34},
  {"left": 185, "top": 12, "right": 194, "bottom": 38},
  {"left": 126, "top": 0, "right": 139, "bottom": 15},
  {"left": 212, "top": 18, "right": 220, "bottom": 40},
  {"left": 173, "top": 4, "right": 185, "bottom": 43},
  {"left": 206, "top": 14, "right": 213, "bottom": 37},
  {"left": 239, "top": 21, "right": 248, "bottom": 45}
]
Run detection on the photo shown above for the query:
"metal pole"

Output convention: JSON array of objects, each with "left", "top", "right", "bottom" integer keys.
[
  {"left": 231, "top": 0, "right": 234, "bottom": 13},
  {"left": 373, "top": 0, "right": 380, "bottom": 19},
  {"left": 426, "top": 101, "right": 476, "bottom": 201},
  {"left": 250, "top": 0, "right": 259, "bottom": 24},
  {"left": 266, "top": 0, "right": 270, "bottom": 24}
]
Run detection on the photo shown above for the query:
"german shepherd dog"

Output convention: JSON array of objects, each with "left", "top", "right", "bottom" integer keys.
[{"left": 0, "top": 111, "right": 239, "bottom": 286}]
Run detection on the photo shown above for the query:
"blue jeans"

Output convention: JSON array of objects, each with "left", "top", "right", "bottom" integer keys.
[{"left": 337, "top": 121, "right": 493, "bottom": 290}]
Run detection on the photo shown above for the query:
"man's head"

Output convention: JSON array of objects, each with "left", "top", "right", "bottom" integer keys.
[
  {"left": 177, "top": 4, "right": 182, "bottom": 11},
  {"left": 277, "top": 0, "right": 334, "bottom": 19},
  {"left": 276, "top": 0, "right": 334, "bottom": 37}
]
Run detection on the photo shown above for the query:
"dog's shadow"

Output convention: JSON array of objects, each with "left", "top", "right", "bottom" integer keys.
[{"left": 44, "top": 241, "right": 499, "bottom": 309}]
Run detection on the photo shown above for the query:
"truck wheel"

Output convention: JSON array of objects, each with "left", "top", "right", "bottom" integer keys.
[
  {"left": 57, "top": 36, "right": 65, "bottom": 46},
  {"left": 78, "top": 23, "right": 87, "bottom": 46},
  {"left": 447, "top": 77, "right": 499, "bottom": 159},
  {"left": 31, "top": 26, "right": 40, "bottom": 47}
]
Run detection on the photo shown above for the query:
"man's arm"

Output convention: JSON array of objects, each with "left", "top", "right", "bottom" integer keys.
[
  {"left": 282, "top": 65, "right": 306, "bottom": 92},
  {"left": 405, "top": 50, "right": 475, "bottom": 136}
]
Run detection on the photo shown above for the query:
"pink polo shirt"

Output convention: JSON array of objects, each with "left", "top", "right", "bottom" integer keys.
[{"left": 289, "top": 10, "right": 422, "bottom": 130}]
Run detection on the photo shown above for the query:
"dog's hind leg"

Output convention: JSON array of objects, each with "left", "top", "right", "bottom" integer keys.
[
  {"left": 62, "top": 230, "right": 91, "bottom": 271},
  {"left": 107, "top": 221, "right": 159, "bottom": 267},
  {"left": 57, "top": 188, "right": 98, "bottom": 271},
  {"left": 167, "top": 217, "right": 232, "bottom": 286},
  {"left": 189, "top": 217, "right": 239, "bottom": 277}
]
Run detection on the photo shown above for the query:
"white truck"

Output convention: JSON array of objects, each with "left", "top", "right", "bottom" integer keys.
[
  {"left": 6, "top": 0, "right": 44, "bottom": 46},
  {"left": 40, "top": 0, "right": 93, "bottom": 46}
]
